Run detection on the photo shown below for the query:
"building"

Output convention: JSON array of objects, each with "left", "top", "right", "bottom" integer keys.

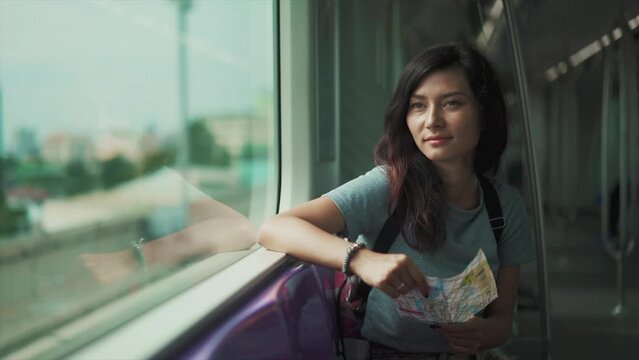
[
  {"left": 41, "top": 133, "right": 93, "bottom": 165},
  {"left": 14, "top": 128, "right": 38, "bottom": 160}
]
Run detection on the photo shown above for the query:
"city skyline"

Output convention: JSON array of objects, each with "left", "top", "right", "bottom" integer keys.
[{"left": 0, "top": 0, "right": 275, "bottom": 156}]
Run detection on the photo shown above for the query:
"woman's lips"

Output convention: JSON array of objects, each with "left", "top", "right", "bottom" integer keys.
[{"left": 425, "top": 137, "right": 452, "bottom": 145}]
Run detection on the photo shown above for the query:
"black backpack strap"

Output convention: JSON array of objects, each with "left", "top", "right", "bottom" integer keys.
[
  {"left": 354, "top": 211, "right": 402, "bottom": 299},
  {"left": 372, "top": 211, "right": 402, "bottom": 253},
  {"left": 478, "top": 174, "right": 505, "bottom": 242}
]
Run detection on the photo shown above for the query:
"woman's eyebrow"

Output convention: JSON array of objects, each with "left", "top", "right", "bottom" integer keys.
[
  {"left": 440, "top": 90, "right": 469, "bottom": 98},
  {"left": 410, "top": 91, "right": 469, "bottom": 100}
]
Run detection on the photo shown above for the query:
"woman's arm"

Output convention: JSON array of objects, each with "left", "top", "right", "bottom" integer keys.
[
  {"left": 142, "top": 207, "right": 256, "bottom": 265},
  {"left": 81, "top": 198, "right": 257, "bottom": 284},
  {"left": 258, "top": 197, "right": 430, "bottom": 297},
  {"left": 471, "top": 265, "right": 520, "bottom": 349},
  {"left": 481, "top": 265, "right": 520, "bottom": 346},
  {"left": 437, "top": 265, "right": 520, "bottom": 353},
  {"left": 257, "top": 196, "right": 350, "bottom": 270}
]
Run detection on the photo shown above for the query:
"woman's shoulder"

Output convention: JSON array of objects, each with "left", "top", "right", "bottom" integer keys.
[
  {"left": 323, "top": 166, "right": 393, "bottom": 236},
  {"left": 324, "top": 166, "right": 390, "bottom": 204},
  {"left": 343, "top": 165, "right": 390, "bottom": 189},
  {"left": 486, "top": 177, "right": 527, "bottom": 213},
  {"left": 367, "top": 165, "right": 390, "bottom": 181}
]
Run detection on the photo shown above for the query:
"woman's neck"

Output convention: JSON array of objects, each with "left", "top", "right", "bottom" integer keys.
[{"left": 436, "top": 164, "right": 479, "bottom": 210}]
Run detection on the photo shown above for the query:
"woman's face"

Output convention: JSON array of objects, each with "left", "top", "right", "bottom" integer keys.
[{"left": 406, "top": 65, "right": 481, "bottom": 169}]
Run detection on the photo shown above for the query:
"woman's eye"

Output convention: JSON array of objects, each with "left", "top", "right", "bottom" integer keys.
[
  {"left": 410, "top": 102, "right": 425, "bottom": 109},
  {"left": 443, "top": 100, "right": 462, "bottom": 108}
]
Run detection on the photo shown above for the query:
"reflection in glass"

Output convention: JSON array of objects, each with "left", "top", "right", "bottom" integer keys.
[{"left": 0, "top": 0, "right": 275, "bottom": 355}]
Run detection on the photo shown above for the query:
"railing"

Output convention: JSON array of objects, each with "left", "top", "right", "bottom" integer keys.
[{"left": 503, "top": 1, "right": 552, "bottom": 358}]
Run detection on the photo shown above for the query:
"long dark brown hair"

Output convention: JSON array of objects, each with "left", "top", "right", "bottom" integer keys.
[{"left": 375, "top": 42, "right": 508, "bottom": 252}]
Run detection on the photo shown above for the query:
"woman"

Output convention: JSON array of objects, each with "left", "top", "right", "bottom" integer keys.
[{"left": 258, "top": 43, "right": 534, "bottom": 358}]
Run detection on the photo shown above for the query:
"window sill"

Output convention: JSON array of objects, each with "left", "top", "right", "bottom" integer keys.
[{"left": 6, "top": 246, "right": 287, "bottom": 360}]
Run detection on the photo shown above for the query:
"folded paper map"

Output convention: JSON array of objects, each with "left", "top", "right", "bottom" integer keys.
[{"left": 395, "top": 249, "right": 497, "bottom": 324}]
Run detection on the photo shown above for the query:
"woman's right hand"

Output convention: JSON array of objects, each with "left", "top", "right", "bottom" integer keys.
[{"left": 349, "top": 249, "right": 430, "bottom": 298}]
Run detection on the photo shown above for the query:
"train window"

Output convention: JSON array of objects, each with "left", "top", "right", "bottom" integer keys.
[{"left": 0, "top": 0, "right": 276, "bottom": 357}]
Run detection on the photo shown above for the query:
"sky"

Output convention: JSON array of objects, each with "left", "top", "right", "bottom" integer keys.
[{"left": 0, "top": 0, "right": 274, "bottom": 152}]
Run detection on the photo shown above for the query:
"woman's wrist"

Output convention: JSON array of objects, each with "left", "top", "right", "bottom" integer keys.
[
  {"left": 130, "top": 238, "right": 148, "bottom": 273},
  {"left": 347, "top": 247, "right": 371, "bottom": 278},
  {"left": 342, "top": 242, "right": 366, "bottom": 276},
  {"left": 477, "top": 315, "right": 511, "bottom": 349}
]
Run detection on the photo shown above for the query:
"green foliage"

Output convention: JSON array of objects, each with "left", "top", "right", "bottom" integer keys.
[
  {"left": 0, "top": 156, "right": 31, "bottom": 236},
  {"left": 187, "top": 119, "right": 231, "bottom": 166},
  {"left": 64, "top": 161, "right": 95, "bottom": 195},
  {"left": 188, "top": 121, "right": 213, "bottom": 165},
  {"left": 241, "top": 142, "right": 269, "bottom": 159},
  {"left": 13, "top": 160, "right": 64, "bottom": 196},
  {"left": 142, "top": 147, "right": 177, "bottom": 174},
  {"left": 0, "top": 158, "right": 7, "bottom": 207},
  {"left": 100, "top": 155, "right": 137, "bottom": 189},
  {"left": 211, "top": 146, "right": 231, "bottom": 166},
  {"left": 0, "top": 206, "right": 26, "bottom": 236}
]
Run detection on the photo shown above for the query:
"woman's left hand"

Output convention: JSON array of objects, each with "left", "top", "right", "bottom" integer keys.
[{"left": 435, "top": 316, "right": 484, "bottom": 355}]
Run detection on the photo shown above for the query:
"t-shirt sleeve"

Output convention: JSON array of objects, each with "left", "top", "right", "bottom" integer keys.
[
  {"left": 496, "top": 184, "right": 536, "bottom": 266},
  {"left": 323, "top": 166, "right": 392, "bottom": 242}
]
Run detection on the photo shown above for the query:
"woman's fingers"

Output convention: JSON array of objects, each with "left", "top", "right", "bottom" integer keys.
[
  {"left": 379, "top": 283, "right": 402, "bottom": 298},
  {"left": 391, "top": 255, "right": 428, "bottom": 296},
  {"left": 445, "top": 332, "right": 481, "bottom": 354},
  {"left": 439, "top": 316, "right": 482, "bottom": 331},
  {"left": 436, "top": 318, "right": 483, "bottom": 355},
  {"left": 449, "top": 341, "right": 480, "bottom": 355},
  {"left": 366, "top": 252, "right": 429, "bottom": 298},
  {"left": 395, "top": 272, "right": 416, "bottom": 294},
  {"left": 447, "top": 335, "right": 481, "bottom": 347},
  {"left": 404, "top": 263, "right": 429, "bottom": 297}
]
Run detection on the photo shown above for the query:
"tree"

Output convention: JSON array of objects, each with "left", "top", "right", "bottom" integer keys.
[
  {"left": 0, "top": 156, "right": 27, "bottom": 237},
  {"left": 0, "top": 156, "right": 7, "bottom": 207},
  {"left": 0, "top": 206, "right": 26, "bottom": 237},
  {"left": 100, "top": 155, "right": 136, "bottom": 189},
  {"left": 65, "top": 161, "right": 95, "bottom": 195},
  {"left": 187, "top": 119, "right": 231, "bottom": 166},
  {"left": 188, "top": 120, "right": 214, "bottom": 165},
  {"left": 142, "top": 147, "right": 177, "bottom": 174},
  {"left": 241, "top": 142, "right": 269, "bottom": 160}
]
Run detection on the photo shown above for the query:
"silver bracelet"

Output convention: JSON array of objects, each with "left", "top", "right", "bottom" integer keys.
[
  {"left": 342, "top": 242, "right": 365, "bottom": 277},
  {"left": 131, "top": 237, "right": 148, "bottom": 273}
]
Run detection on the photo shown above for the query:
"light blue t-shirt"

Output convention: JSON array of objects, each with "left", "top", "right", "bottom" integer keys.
[{"left": 325, "top": 166, "right": 535, "bottom": 353}]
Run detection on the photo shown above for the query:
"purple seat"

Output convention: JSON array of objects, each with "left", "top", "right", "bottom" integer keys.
[{"left": 181, "top": 263, "right": 338, "bottom": 360}]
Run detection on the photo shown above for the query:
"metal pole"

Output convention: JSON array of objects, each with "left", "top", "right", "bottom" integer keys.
[
  {"left": 333, "top": 0, "right": 341, "bottom": 187},
  {"left": 273, "top": 0, "right": 282, "bottom": 214},
  {"left": 549, "top": 82, "right": 561, "bottom": 224},
  {"left": 627, "top": 25, "right": 639, "bottom": 260},
  {"left": 502, "top": 1, "right": 551, "bottom": 358},
  {"left": 176, "top": 0, "right": 191, "bottom": 225},
  {"left": 613, "top": 25, "right": 631, "bottom": 316},
  {"left": 600, "top": 47, "right": 612, "bottom": 261}
]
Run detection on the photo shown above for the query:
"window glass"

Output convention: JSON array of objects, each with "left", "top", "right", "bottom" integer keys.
[{"left": 0, "top": 0, "right": 276, "bottom": 355}]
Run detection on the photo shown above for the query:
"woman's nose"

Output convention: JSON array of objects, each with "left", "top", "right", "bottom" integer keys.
[{"left": 424, "top": 107, "right": 443, "bottom": 129}]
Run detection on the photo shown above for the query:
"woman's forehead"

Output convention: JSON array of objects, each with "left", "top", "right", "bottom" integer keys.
[{"left": 413, "top": 66, "right": 472, "bottom": 96}]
